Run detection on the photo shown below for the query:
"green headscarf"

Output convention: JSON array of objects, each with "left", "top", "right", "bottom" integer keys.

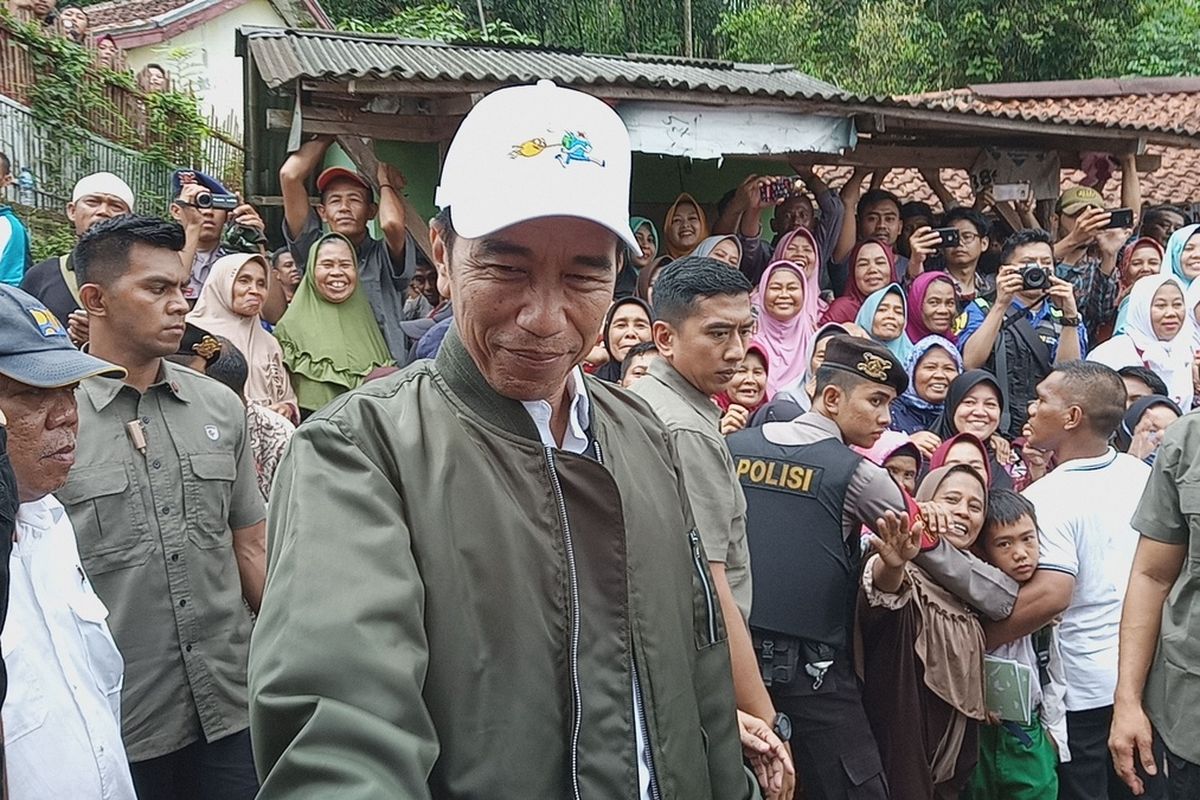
[
  {"left": 629, "top": 216, "right": 659, "bottom": 256},
  {"left": 273, "top": 233, "right": 395, "bottom": 412}
]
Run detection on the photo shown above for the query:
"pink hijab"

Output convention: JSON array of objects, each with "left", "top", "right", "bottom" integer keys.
[
  {"left": 772, "top": 227, "right": 821, "bottom": 286},
  {"left": 906, "top": 271, "right": 958, "bottom": 344},
  {"left": 753, "top": 259, "right": 821, "bottom": 398},
  {"left": 823, "top": 239, "right": 897, "bottom": 324}
]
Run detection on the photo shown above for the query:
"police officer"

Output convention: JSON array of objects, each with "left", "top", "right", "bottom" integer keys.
[{"left": 727, "top": 336, "right": 1019, "bottom": 799}]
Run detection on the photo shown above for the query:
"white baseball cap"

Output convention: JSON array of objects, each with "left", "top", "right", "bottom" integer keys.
[
  {"left": 435, "top": 80, "right": 637, "bottom": 250},
  {"left": 71, "top": 172, "right": 135, "bottom": 211}
]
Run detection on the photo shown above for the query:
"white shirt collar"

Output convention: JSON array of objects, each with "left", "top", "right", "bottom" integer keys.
[{"left": 520, "top": 366, "right": 591, "bottom": 455}]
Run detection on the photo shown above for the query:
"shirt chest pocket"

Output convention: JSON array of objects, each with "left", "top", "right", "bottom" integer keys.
[
  {"left": 184, "top": 452, "right": 236, "bottom": 549},
  {"left": 1, "top": 624, "right": 47, "bottom": 744},
  {"left": 56, "top": 465, "right": 154, "bottom": 575},
  {"left": 1178, "top": 484, "right": 1200, "bottom": 563},
  {"left": 69, "top": 591, "right": 125, "bottom": 716}
]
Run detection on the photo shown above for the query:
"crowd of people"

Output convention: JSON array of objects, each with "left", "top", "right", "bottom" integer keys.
[{"left": 0, "top": 75, "right": 1197, "bottom": 800}]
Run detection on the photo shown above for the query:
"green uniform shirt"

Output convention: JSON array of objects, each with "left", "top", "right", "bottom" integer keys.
[
  {"left": 1130, "top": 414, "right": 1200, "bottom": 765},
  {"left": 632, "top": 357, "right": 752, "bottom": 622},
  {"left": 57, "top": 360, "right": 265, "bottom": 762}
]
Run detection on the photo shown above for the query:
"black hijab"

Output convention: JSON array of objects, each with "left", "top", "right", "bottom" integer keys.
[
  {"left": 1115, "top": 395, "right": 1182, "bottom": 452},
  {"left": 594, "top": 296, "right": 652, "bottom": 383},
  {"left": 935, "top": 370, "right": 1012, "bottom": 490}
]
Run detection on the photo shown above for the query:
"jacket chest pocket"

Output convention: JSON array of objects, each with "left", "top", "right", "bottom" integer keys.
[
  {"left": 184, "top": 453, "right": 236, "bottom": 548},
  {"left": 688, "top": 529, "right": 727, "bottom": 650},
  {"left": 57, "top": 465, "right": 154, "bottom": 575}
]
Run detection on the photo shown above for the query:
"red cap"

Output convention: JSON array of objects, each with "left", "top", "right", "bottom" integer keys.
[{"left": 316, "top": 167, "right": 373, "bottom": 197}]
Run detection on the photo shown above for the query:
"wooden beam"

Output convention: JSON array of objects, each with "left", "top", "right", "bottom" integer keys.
[
  {"left": 335, "top": 135, "right": 433, "bottom": 258},
  {"left": 266, "top": 106, "right": 461, "bottom": 142}
]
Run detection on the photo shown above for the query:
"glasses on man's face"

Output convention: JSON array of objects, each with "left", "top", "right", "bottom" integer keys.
[{"left": 956, "top": 232, "right": 981, "bottom": 244}]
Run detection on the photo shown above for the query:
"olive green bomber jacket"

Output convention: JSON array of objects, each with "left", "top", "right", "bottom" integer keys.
[{"left": 249, "top": 329, "right": 757, "bottom": 799}]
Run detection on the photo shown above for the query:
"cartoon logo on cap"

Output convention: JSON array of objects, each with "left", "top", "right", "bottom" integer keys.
[
  {"left": 509, "top": 131, "right": 606, "bottom": 168},
  {"left": 857, "top": 353, "right": 892, "bottom": 381},
  {"left": 29, "top": 307, "right": 64, "bottom": 337}
]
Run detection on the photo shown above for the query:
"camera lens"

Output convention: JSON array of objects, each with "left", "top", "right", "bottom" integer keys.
[
  {"left": 1021, "top": 265, "right": 1049, "bottom": 291},
  {"left": 195, "top": 192, "right": 213, "bottom": 209}
]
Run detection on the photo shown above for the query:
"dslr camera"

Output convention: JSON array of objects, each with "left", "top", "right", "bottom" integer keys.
[{"left": 1019, "top": 262, "right": 1050, "bottom": 291}]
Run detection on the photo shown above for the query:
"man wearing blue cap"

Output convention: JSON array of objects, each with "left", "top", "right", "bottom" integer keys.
[
  {"left": 0, "top": 284, "right": 139, "bottom": 799},
  {"left": 169, "top": 169, "right": 283, "bottom": 322}
]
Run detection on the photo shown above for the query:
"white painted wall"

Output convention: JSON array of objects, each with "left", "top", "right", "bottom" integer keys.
[{"left": 123, "top": 0, "right": 285, "bottom": 128}]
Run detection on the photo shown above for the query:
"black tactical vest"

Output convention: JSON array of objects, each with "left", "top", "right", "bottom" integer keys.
[
  {"left": 983, "top": 299, "right": 1063, "bottom": 438},
  {"left": 725, "top": 430, "right": 863, "bottom": 650}
]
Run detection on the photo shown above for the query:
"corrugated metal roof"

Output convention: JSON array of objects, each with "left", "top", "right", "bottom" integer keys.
[
  {"left": 241, "top": 26, "right": 848, "bottom": 99},
  {"left": 238, "top": 27, "right": 1200, "bottom": 141}
]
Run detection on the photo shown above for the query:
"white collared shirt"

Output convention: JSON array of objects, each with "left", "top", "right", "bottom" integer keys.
[
  {"left": 520, "top": 368, "right": 652, "bottom": 800},
  {"left": 3, "top": 495, "right": 137, "bottom": 800},
  {"left": 1022, "top": 448, "right": 1151, "bottom": 711}
]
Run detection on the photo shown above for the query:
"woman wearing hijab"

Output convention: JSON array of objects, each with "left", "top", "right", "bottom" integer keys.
[
  {"left": 636, "top": 255, "right": 672, "bottom": 303},
  {"left": 1114, "top": 394, "right": 1182, "bottom": 464},
  {"left": 934, "top": 370, "right": 1018, "bottom": 490},
  {"left": 852, "top": 430, "right": 923, "bottom": 495},
  {"left": 752, "top": 259, "right": 821, "bottom": 398},
  {"left": 855, "top": 283, "right": 914, "bottom": 363},
  {"left": 188, "top": 252, "right": 299, "bottom": 422},
  {"left": 717, "top": 343, "right": 769, "bottom": 435},
  {"left": 889, "top": 335, "right": 963, "bottom": 437},
  {"left": 822, "top": 239, "right": 895, "bottom": 324},
  {"left": 617, "top": 217, "right": 659, "bottom": 298},
  {"left": 1088, "top": 273, "right": 1194, "bottom": 409},
  {"left": 689, "top": 234, "right": 743, "bottom": 269},
  {"left": 274, "top": 232, "right": 395, "bottom": 417},
  {"left": 1161, "top": 223, "right": 1200, "bottom": 286},
  {"left": 592, "top": 297, "right": 652, "bottom": 383},
  {"left": 772, "top": 227, "right": 822, "bottom": 287},
  {"left": 751, "top": 322, "right": 851, "bottom": 425},
  {"left": 859, "top": 464, "right": 992, "bottom": 799},
  {"left": 929, "top": 432, "right": 993, "bottom": 485},
  {"left": 1106, "top": 237, "right": 1165, "bottom": 338},
  {"left": 663, "top": 193, "right": 710, "bottom": 259},
  {"left": 905, "top": 272, "right": 959, "bottom": 346}
]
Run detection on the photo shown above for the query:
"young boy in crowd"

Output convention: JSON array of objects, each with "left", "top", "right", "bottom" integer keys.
[{"left": 964, "top": 489, "right": 1066, "bottom": 799}]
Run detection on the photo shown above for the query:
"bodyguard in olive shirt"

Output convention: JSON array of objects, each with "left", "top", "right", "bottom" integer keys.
[
  {"left": 56, "top": 215, "right": 266, "bottom": 800},
  {"left": 1112, "top": 413, "right": 1200, "bottom": 798}
]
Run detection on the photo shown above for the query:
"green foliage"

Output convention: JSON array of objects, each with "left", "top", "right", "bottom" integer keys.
[
  {"left": 1116, "top": 0, "right": 1200, "bottom": 77},
  {"left": 339, "top": 2, "right": 537, "bottom": 44},
  {"left": 24, "top": 209, "right": 76, "bottom": 263}
]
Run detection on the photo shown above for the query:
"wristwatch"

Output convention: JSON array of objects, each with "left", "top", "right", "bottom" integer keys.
[
  {"left": 1060, "top": 315, "right": 1081, "bottom": 327},
  {"left": 772, "top": 711, "right": 792, "bottom": 743}
]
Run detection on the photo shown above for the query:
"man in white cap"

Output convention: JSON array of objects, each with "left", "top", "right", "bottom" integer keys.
[
  {"left": 250, "top": 80, "right": 758, "bottom": 798},
  {"left": 0, "top": 284, "right": 137, "bottom": 799},
  {"left": 20, "top": 171, "right": 134, "bottom": 326}
]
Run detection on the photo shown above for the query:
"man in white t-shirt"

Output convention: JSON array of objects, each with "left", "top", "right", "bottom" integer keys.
[
  {"left": 0, "top": 283, "right": 136, "bottom": 799},
  {"left": 987, "top": 360, "right": 1164, "bottom": 800}
]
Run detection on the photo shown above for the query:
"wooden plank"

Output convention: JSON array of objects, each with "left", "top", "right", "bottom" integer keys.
[
  {"left": 266, "top": 106, "right": 459, "bottom": 142},
  {"left": 335, "top": 134, "right": 433, "bottom": 258}
]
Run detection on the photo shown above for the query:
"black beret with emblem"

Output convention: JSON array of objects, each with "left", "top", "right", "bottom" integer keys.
[
  {"left": 820, "top": 335, "right": 908, "bottom": 395},
  {"left": 176, "top": 323, "right": 222, "bottom": 365}
]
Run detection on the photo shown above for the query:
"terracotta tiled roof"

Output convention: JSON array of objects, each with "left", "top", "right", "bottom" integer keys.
[
  {"left": 85, "top": 0, "right": 192, "bottom": 29},
  {"left": 816, "top": 145, "right": 1200, "bottom": 211},
  {"left": 837, "top": 81, "right": 1200, "bottom": 208}
]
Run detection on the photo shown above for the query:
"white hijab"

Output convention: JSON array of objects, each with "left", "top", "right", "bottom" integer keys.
[{"left": 1090, "top": 274, "right": 1194, "bottom": 409}]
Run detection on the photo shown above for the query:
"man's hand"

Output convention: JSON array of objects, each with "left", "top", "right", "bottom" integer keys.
[
  {"left": 67, "top": 309, "right": 89, "bottom": 347},
  {"left": 1110, "top": 699, "right": 1158, "bottom": 795},
  {"left": 973, "top": 186, "right": 995, "bottom": 211},
  {"left": 907, "top": 226, "right": 944, "bottom": 274},
  {"left": 1097, "top": 225, "right": 1133, "bottom": 259},
  {"left": 377, "top": 162, "right": 408, "bottom": 194},
  {"left": 915, "top": 500, "right": 953, "bottom": 540},
  {"left": 871, "top": 510, "right": 923, "bottom": 569},
  {"left": 229, "top": 194, "right": 265, "bottom": 233},
  {"left": 1061, "top": 207, "right": 1110, "bottom": 251},
  {"left": 737, "top": 710, "right": 795, "bottom": 800},
  {"left": 907, "top": 430, "right": 942, "bottom": 459},
  {"left": 737, "top": 174, "right": 778, "bottom": 213},
  {"left": 720, "top": 403, "right": 750, "bottom": 435},
  {"left": 990, "top": 435, "right": 1013, "bottom": 465},
  {"left": 994, "top": 263, "right": 1025, "bottom": 308},
  {"left": 1047, "top": 274, "right": 1080, "bottom": 317},
  {"left": 174, "top": 182, "right": 208, "bottom": 235}
]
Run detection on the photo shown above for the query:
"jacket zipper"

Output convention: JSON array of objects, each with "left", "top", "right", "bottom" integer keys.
[
  {"left": 689, "top": 529, "right": 718, "bottom": 644},
  {"left": 595, "top": 439, "right": 662, "bottom": 799},
  {"left": 545, "top": 446, "right": 583, "bottom": 800}
]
